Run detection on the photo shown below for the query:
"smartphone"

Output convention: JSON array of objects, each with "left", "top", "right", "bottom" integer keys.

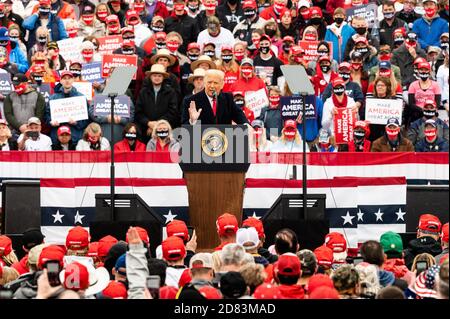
[
  {"left": 147, "top": 275, "right": 161, "bottom": 299},
  {"left": 187, "top": 226, "right": 194, "bottom": 240},
  {"left": 46, "top": 261, "right": 61, "bottom": 287},
  {"left": 353, "top": 257, "right": 364, "bottom": 265},
  {"left": 416, "top": 261, "right": 428, "bottom": 275}
]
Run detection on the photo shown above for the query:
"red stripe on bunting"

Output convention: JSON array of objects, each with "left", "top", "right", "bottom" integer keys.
[{"left": 40, "top": 178, "right": 187, "bottom": 188}]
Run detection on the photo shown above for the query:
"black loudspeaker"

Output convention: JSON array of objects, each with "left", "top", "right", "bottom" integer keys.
[
  {"left": 406, "top": 186, "right": 449, "bottom": 232},
  {"left": 1, "top": 180, "right": 41, "bottom": 235}
]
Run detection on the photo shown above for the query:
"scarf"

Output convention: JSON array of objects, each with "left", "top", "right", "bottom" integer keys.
[{"left": 332, "top": 92, "right": 348, "bottom": 108}]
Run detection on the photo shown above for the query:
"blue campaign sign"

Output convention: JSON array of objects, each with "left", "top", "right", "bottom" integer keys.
[
  {"left": 93, "top": 95, "right": 131, "bottom": 118},
  {"left": 81, "top": 62, "right": 104, "bottom": 83},
  {"left": 36, "top": 83, "right": 53, "bottom": 104},
  {"left": 0, "top": 73, "right": 13, "bottom": 95},
  {"left": 280, "top": 95, "right": 316, "bottom": 122}
]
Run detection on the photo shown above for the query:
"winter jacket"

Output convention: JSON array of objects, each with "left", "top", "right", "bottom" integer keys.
[
  {"left": 379, "top": 18, "right": 407, "bottom": 48},
  {"left": 114, "top": 139, "right": 146, "bottom": 152},
  {"left": 403, "top": 236, "right": 443, "bottom": 269},
  {"left": 164, "top": 13, "right": 200, "bottom": 54},
  {"left": 134, "top": 82, "right": 179, "bottom": 134},
  {"left": 412, "top": 15, "right": 449, "bottom": 51},
  {"left": 278, "top": 284, "right": 305, "bottom": 299},
  {"left": 51, "top": 140, "right": 76, "bottom": 150},
  {"left": 22, "top": 13, "right": 68, "bottom": 49},
  {"left": 344, "top": 33, "right": 380, "bottom": 62},
  {"left": 407, "top": 117, "right": 449, "bottom": 145},
  {"left": 258, "top": 106, "right": 283, "bottom": 139},
  {"left": 415, "top": 137, "right": 449, "bottom": 152},
  {"left": 146, "top": 137, "right": 181, "bottom": 153},
  {"left": 126, "top": 243, "right": 149, "bottom": 299},
  {"left": 435, "top": 248, "right": 449, "bottom": 265},
  {"left": 378, "top": 269, "right": 395, "bottom": 287},
  {"left": 77, "top": 19, "right": 106, "bottom": 38},
  {"left": 391, "top": 43, "right": 427, "bottom": 88},
  {"left": 324, "top": 23, "right": 356, "bottom": 63},
  {"left": 321, "top": 81, "right": 364, "bottom": 106},
  {"left": 297, "top": 96, "right": 324, "bottom": 143},
  {"left": 31, "top": 0, "right": 76, "bottom": 20},
  {"left": 45, "top": 84, "right": 89, "bottom": 144},
  {"left": 233, "top": 16, "right": 266, "bottom": 46},
  {"left": 229, "top": 74, "right": 267, "bottom": 95},
  {"left": 8, "top": 42, "right": 29, "bottom": 73},
  {"left": 3, "top": 88, "right": 45, "bottom": 131},
  {"left": 383, "top": 258, "right": 410, "bottom": 279},
  {"left": 218, "top": 1, "right": 244, "bottom": 32},
  {"left": 371, "top": 134, "right": 414, "bottom": 152}
]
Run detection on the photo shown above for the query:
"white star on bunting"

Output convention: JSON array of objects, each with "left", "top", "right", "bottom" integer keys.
[
  {"left": 341, "top": 211, "right": 355, "bottom": 225},
  {"left": 357, "top": 209, "right": 364, "bottom": 222},
  {"left": 374, "top": 209, "right": 384, "bottom": 222},
  {"left": 251, "top": 212, "right": 262, "bottom": 220},
  {"left": 52, "top": 210, "right": 64, "bottom": 224},
  {"left": 396, "top": 208, "right": 406, "bottom": 221},
  {"left": 163, "top": 210, "right": 177, "bottom": 224},
  {"left": 74, "top": 211, "right": 85, "bottom": 224}
]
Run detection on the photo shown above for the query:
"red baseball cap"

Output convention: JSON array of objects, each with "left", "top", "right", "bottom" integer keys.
[
  {"left": 126, "top": 227, "right": 149, "bottom": 245},
  {"left": 39, "top": 0, "right": 51, "bottom": 6},
  {"left": 63, "top": 262, "right": 90, "bottom": 291},
  {"left": 309, "top": 286, "right": 340, "bottom": 299},
  {"left": 160, "top": 286, "right": 178, "bottom": 299},
  {"left": 318, "top": 55, "right": 331, "bottom": 64},
  {"left": 102, "top": 280, "right": 128, "bottom": 299},
  {"left": 216, "top": 213, "right": 239, "bottom": 236},
  {"left": 290, "top": 45, "right": 304, "bottom": 56},
  {"left": 106, "top": 15, "right": 119, "bottom": 24},
  {"left": 260, "top": 34, "right": 271, "bottom": 43},
  {"left": 309, "top": 6, "right": 322, "bottom": 17},
  {"left": 87, "top": 242, "right": 99, "bottom": 258},
  {"left": 424, "top": 99, "right": 437, "bottom": 108},
  {"left": 38, "top": 245, "right": 65, "bottom": 269},
  {"left": 60, "top": 70, "right": 74, "bottom": 78},
  {"left": 282, "top": 36, "right": 295, "bottom": 43},
  {"left": 57, "top": 126, "right": 71, "bottom": 136},
  {"left": 178, "top": 268, "right": 192, "bottom": 287},
  {"left": 417, "top": 62, "right": 431, "bottom": 70},
  {"left": 338, "top": 61, "right": 351, "bottom": 71},
  {"left": 98, "top": 235, "right": 118, "bottom": 258},
  {"left": 242, "top": 217, "right": 265, "bottom": 239},
  {"left": 121, "top": 26, "right": 135, "bottom": 35},
  {"left": 325, "top": 232, "right": 347, "bottom": 253},
  {"left": 198, "top": 286, "right": 222, "bottom": 299},
  {"left": 187, "top": 42, "right": 200, "bottom": 51},
  {"left": 414, "top": 57, "right": 427, "bottom": 65},
  {"left": 331, "top": 77, "right": 345, "bottom": 88},
  {"left": 166, "top": 220, "right": 189, "bottom": 242},
  {"left": 155, "top": 32, "right": 167, "bottom": 40},
  {"left": 354, "top": 36, "right": 368, "bottom": 45},
  {"left": 393, "top": 27, "right": 406, "bottom": 37},
  {"left": 242, "top": 0, "right": 257, "bottom": 9},
  {"left": 284, "top": 119, "right": 297, "bottom": 129},
  {"left": 276, "top": 253, "right": 301, "bottom": 277},
  {"left": 418, "top": 214, "right": 442, "bottom": 233},
  {"left": 162, "top": 236, "right": 186, "bottom": 261},
  {"left": 66, "top": 226, "right": 89, "bottom": 250},
  {"left": 314, "top": 245, "right": 333, "bottom": 267},
  {"left": 442, "top": 223, "right": 449, "bottom": 243},
  {"left": 126, "top": 10, "right": 139, "bottom": 21},
  {"left": 307, "top": 274, "right": 335, "bottom": 294},
  {"left": 253, "top": 283, "right": 282, "bottom": 299},
  {"left": 221, "top": 45, "right": 233, "bottom": 52},
  {"left": 0, "top": 235, "right": 12, "bottom": 257}
]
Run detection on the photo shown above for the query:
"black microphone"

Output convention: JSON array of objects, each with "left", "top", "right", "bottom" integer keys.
[{"left": 211, "top": 89, "right": 217, "bottom": 100}]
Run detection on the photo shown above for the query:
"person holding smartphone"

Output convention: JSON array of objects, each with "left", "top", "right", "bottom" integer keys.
[{"left": 17, "top": 116, "right": 52, "bottom": 151}]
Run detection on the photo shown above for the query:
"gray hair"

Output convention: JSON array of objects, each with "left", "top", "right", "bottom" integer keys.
[
  {"left": 220, "top": 243, "right": 246, "bottom": 266},
  {"left": 204, "top": 69, "right": 225, "bottom": 83}
]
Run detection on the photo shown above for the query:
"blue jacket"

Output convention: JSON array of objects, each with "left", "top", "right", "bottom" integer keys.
[
  {"left": 8, "top": 42, "right": 29, "bottom": 73},
  {"left": 415, "top": 137, "right": 449, "bottom": 152},
  {"left": 412, "top": 16, "right": 449, "bottom": 51},
  {"left": 324, "top": 23, "right": 356, "bottom": 63},
  {"left": 22, "top": 13, "right": 68, "bottom": 49},
  {"left": 296, "top": 96, "right": 324, "bottom": 143},
  {"left": 45, "top": 84, "right": 89, "bottom": 144}
]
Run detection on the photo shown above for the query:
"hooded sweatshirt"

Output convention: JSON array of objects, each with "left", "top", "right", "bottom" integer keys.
[{"left": 404, "top": 236, "right": 443, "bottom": 269}]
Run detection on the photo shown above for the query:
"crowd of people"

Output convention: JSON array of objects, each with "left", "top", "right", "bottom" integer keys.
[
  {"left": 0, "top": 0, "right": 447, "bottom": 153},
  {"left": 0, "top": 213, "right": 448, "bottom": 299}
]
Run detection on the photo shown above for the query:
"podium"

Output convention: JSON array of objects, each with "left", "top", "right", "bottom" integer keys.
[{"left": 179, "top": 125, "right": 250, "bottom": 250}]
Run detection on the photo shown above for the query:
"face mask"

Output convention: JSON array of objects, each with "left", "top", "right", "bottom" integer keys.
[
  {"left": 204, "top": 50, "right": 215, "bottom": 57},
  {"left": 284, "top": 128, "right": 296, "bottom": 140},
  {"left": 9, "top": 36, "right": 18, "bottom": 41},
  {"left": 88, "top": 136, "right": 99, "bottom": 145},
  {"left": 234, "top": 51, "right": 244, "bottom": 61},
  {"left": 333, "top": 86, "right": 345, "bottom": 95},
  {"left": 339, "top": 72, "right": 351, "bottom": 81},
  {"left": 166, "top": 41, "right": 179, "bottom": 52},
  {"left": 82, "top": 15, "right": 94, "bottom": 24},
  {"left": 405, "top": 40, "right": 416, "bottom": 48},
  {"left": 334, "top": 17, "right": 344, "bottom": 25},
  {"left": 424, "top": 129, "right": 437, "bottom": 142},
  {"left": 425, "top": 8, "right": 437, "bottom": 18},
  {"left": 383, "top": 12, "right": 395, "bottom": 20},
  {"left": 269, "top": 95, "right": 280, "bottom": 107},
  {"left": 39, "top": 7, "right": 50, "bottom": 15},
  {"left": 265, "top": 29, "right": 276, "bottom": 38},
  {"left": 33, "top": 75, "right": 43, "bottom": 85},
  {"left": 0, "top": 40, "right": 7, "bottom": 47},
  {"left": 14, "top": 83, "right": 27, "bottom": 95},
  {"left": 50, "top": 50, "right": 59, "bottom": 59},
  {"left": 300, "top": 10, "right": 310, "bottom": 20},
  {"left": 394, "top": 38, "right": 404, "bottom": 46},
  {"left": 0, "top": 12, "right": 4, "bottom": 18},
  {"left": 244, "top": 9, "right": 256, "bottom": 19},
  {"left": 204, "top": 4, "right": 216, "bottom": 12},
  {"left": 97, "top": 12, "right": 108, "bottom": 21},
  {"left": 188, "top": 53, "right": 199, "bottom": 61},
  {"left": 122, "top": 48, "right": 134, "bottom": 55},
  {"left": 304, "top": 33, "right": 317, "bottom": 41},
  {"left": 259, "top": 46, "right": 270, "bottom": 54},
  {"left": 355, "top": 27, "right": 367, "bottom": 35},
  {"left": 82, "top": 51, "right": 94, "bottom": 61},
  {"left": 310, "top": 17, "right": 322, "bottom": 25},
  {"left": 351, "top": 62, "right": 362, "bottom": 70},
  {"left": 234, "top": 99, "right": 244, "bottom": 108},
  {"left": 379, "top": 53, "right": 391, "bottom": 61},
  {"left": 174, "top": 3, "right": 185, "bottom": 13},
  {"left": 274, "top": 2, "right": 285, "bottom": 12},
  {"left": 134, "top": 3, "right": 145, "bottom": 13},
  {"left": 222, "top": 55, "right": 233, "bottom": 63},
  {"left": 37, "top": 37, "right": 47, "bottom": 45},
  {"left": 188, "top": 4, "right": 199, "bottom": 12},
  {"left": 282, "top": 44, "right": 291, "bottom": 53},
  {"left": 317, "top": 50, "right": 328, "bottom": 56},
  {"left": 320, "top": 65, "right": 331, "bottom": 73},
  {"left": 418, "top": 72, "right": 430, "bottom": 81},
  {"left": 70, "top": 69, "right": 81, "bottom": 76},
  {"left": 386, "top": 128, "right": 399, "bottom": 141},
  {"left": 354, "top": 130, "right": 365, "bottom": 141},
  {"left": 156, "top": 130, "right": 169, "bottom": 138},
  {"left": 293, "top": 56, "right": 303, "bottom": 64},
  {"left": 356, "top": 47, "right": 369, "bottom": 55},
  {"left": 125, "top": 132, "right": 137, "bottom": 140},
  {"left": 319, "top": 142, "right": 330, "bottom": 149},
  {"left": 241, "top": 67, "right": 253, "bottom": 77},
  {"left": 379, "top": 69, "right": 391, "bottom": 77},
  {"left": 155, "top": 42, "right": 166, "bottom": 49},
  {"left": 152, "top": 25, "right": 164, "bottom": 32},
  {"left": 423, "top": 109, "right": 436, "bottom": 119}
]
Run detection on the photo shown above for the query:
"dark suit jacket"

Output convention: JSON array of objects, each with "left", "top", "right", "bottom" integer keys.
[{"left": 182, "top": 90, "right": 248, "bottom": 125}]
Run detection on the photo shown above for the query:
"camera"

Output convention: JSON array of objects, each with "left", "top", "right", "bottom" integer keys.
[
  {"left": 46, "top": 261, "right": 61, "bottom": 287},
  {"left": 26, "top": 131, "right": 39, "bottom": 139},
  {"left": 415, "top": 261, "right": 428, "bottom": 275},
  {"left": 146, "top": 275, "right": 161, "bottom": 299}
]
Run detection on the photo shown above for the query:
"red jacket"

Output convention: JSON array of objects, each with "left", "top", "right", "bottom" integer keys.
[
  {"left": 347, "top": 140, "right": 371, "bottom": 152},
  {"left": 11, "top": 255, "right": 29, "bottom": 276},
  {"left": 114, "top": 139, "right": 147, "bottom": 152},
  {"left": 229, "top": 75, "right": 267, "bottom": 95},
  {"left": 311, "top": 70, "right": 339, "bottom": 96},
  {"left": 260, "top": 6, "right": 280, "bottom": 22},
  {"left": 383, "top": 258, "right": 409, "bottom": 279},
  {"left": 222, "top": 70, "right": 239, "bottom": 93},
  {"left": 278, "top": 284, "right": 305, "bottom": 299}
]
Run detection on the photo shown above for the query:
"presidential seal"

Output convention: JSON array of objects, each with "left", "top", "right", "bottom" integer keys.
[{"left": 201, "top": 129, "right": 228, "bottom": 157}]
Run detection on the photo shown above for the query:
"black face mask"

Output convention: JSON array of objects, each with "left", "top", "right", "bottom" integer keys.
[
  {"left": 354, "top": 130, "right": 365, "bottom": 141},
  {"left": 383, "top": 12, "right": 395, "bottom": 20},
  {"left": 188, "top": 54, "right": 199, "bottom": 61},
  {"left": 39, "top": 7, "right": 51, "bottom": 15},
  {"left": 265, "top": 29, "right": 276, "bottom": 38},
  {"left": 423, "top": 109, "right": 437, "bottom": 119},
  {"left": 38, "top": 37, "right": 47, "bottom": 44},
  {"left": 125, "top": 132, "right": 137, "bottom": 140},
  {"left": 333, "top": 86, "right": 345, "bottom": 95},
  {"left": 339, "top": 72, "right": 351, "bottom": 81},
  {"left": 355, "top": 27, "right": 367, "bottom": 35},
  {"left": 122, "top": 48, "right": 135, "bottom": 55},
  {"left": 151, "top": 25, "right": 164, "bottom": 32},
  {"left": 69, "top": 69, "right": 81, "bottom": 76},
  {"left": 222, "top": 55, "right": 233, "bottom": 63},
  {"left": 9, "top": 36, "right": 19, "bottom": 41},
  {"left": 156, "top": 130, "right": 169, "bottom": 138},
  {"left": 356, "top": 47, "right": 369, "bottom": 55},
  {"left": 204, "top": 50, "right": 215, "bottom": 57},
  {"left": 320, "top": 65, "right": 331, "bottom": 73},
  {"left": 334, "top": 17, "right": 344, "bottom": 25},
  {"left": 234, "top": 99, "right": 244, "bottom": 108},
  {"left": 33, "top": 75, "right": 43, "bottom": 85},
  {"left": 317, "top": 50, "right": 329, "bottom": 56},
  {"left": 310, "top": 17, "right": 322, "bottom": 25},
  {"left": 155, "top": 42, "right": 166, "bottom": 49},
  {"left": 418, "top": 72, "right": 430, "bottom": 81},
  {"left": 259, "top": 46, "right": 270, "bottom": 54},
  {"left": 188, "top": 4, "right": 199, "bottom": 12},
  {"left": 228, "top": 0, "right": 238, "bottom": 4},
  {"left": 282, "top": 44, "right": 291, "bottom": 53},
  {"left": 394, "top": 38, "right": 404, "bottom": 46},
  {"left": 0, "top": 12, "right": 4, "bottom": 19},
  {"left": 244, "top": 10, "right": 256, "bottom": 19},
  {"left": 0, "top": 40, "right": 8, "bottom": 47}
]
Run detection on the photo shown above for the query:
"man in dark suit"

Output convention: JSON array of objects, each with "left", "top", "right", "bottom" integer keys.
[{"left": 182, "top": 69, "right": 249, "bottom": 125}]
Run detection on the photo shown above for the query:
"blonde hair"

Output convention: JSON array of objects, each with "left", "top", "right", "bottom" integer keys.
[
  {"left": 0, "top": 125, "right": 12, "bottom": 139},
  {"left": 0, "top": 266, "right": 19, "bottom": 286},
  {"left": 303, "top": 26, "right": 318, "bottom": 39},
  {"left": 36, "top": 26, "right": 50, "bottom": 39},
  {"left": 166, "top": 31, "right": 183, "bottom": 45},
  {"left": 1, "top": 251, "right": 19, "bottom": 267},
  {"left": 411, "top": 253, "right": 436, "bottom": 273},
  {"left": 83, "top": 122, "right": 102, "bottom": 140},
  {"left": 151, "top": 119, "right": 173, "bottom": 139},
  {"left": 239, "top": 263, "right": 266, "bottom": 294},
  {"left": 204, "top": 69, "right": 225, "bottom": 83}
]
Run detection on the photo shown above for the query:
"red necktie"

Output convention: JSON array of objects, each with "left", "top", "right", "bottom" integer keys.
[{"left": 212, "top": 97, "right": 217, "bottom": 117}]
